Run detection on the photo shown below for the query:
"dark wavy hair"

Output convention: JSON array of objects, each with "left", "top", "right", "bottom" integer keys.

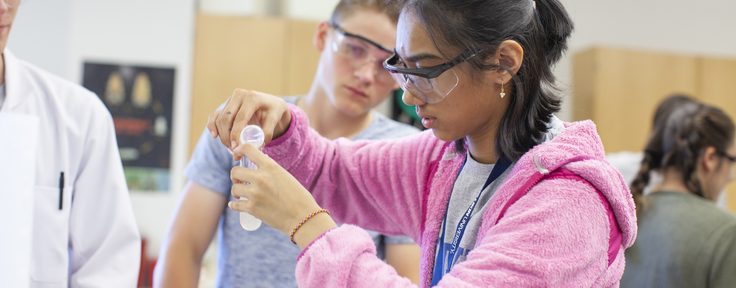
[{"left": 396, "top": 0, "right": 573, "bottom": 161}]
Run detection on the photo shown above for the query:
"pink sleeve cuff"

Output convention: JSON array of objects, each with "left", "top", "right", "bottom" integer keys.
[
  {"left": 265, "top": 103, "right": 299, "bottom": 148},
  {"left": 296, "top": 226, "right": 340, "bottom": 262}
]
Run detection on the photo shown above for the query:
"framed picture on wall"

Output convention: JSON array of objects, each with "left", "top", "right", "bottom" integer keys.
[{"left": 82, "top": 62, "right": 175, "bottom": 192}]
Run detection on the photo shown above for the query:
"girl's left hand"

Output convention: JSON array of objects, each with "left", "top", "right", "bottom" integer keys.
[{"left": 229, "top": 143, "right": 337, "bottom": 248}]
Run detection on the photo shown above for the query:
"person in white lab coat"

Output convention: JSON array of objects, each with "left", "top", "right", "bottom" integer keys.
[{"left": 0, "top": 1, "right": 141, "bottom": 287}]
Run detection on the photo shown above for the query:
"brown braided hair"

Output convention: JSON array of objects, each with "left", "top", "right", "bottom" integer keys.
[
  {"left": 629, "top": 95, "right": 697, "bottom": 212},
  {"left": 631, "top": 101, "right": 735, "bottom": 214}
]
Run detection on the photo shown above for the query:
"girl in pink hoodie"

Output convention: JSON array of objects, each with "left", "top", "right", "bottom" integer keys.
[{"left": 212, "top": 0, "right": 637, "bottom": 287}]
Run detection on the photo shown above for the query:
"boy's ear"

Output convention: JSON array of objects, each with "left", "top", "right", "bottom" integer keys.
[{"left": 314, "top": 21, "right": 331, "bottom": 52}]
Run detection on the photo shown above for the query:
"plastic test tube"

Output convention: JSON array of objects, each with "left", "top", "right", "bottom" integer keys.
[{"left": 238, "top": 125, "right": 265, "bottom": 231}]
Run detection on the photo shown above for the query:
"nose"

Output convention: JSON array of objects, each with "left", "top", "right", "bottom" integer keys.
[
  {"left": 353, "top": 60, "right": 377, "bottom": 84},
  {"left": 402, "top": 89, "right": 426, "bottom": 106},
  {"left": 0, "top": 1, "right": 9, "bottom": 13}
]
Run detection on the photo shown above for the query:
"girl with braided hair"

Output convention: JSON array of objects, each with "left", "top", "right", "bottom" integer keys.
[
  {"left": 610, "top": 95, "right": 698, "bottom": 201},
  {"left": 621, "top": 102, "right": 736, "bottom": 287}
]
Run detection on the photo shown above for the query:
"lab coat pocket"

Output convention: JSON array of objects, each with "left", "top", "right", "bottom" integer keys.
[{"left": 29, "top": 185, "right": 72, "bottom": 284}]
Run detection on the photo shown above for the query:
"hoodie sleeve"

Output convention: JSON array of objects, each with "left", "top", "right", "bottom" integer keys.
[
  {"left": 295, "top": 177, "right": 616, "bottom": 288},
  {"left": 296, "top": 225, "right": 418, "bottom": 288},
  {"left": 263, "top": 104, "right": 445, "bottom": 240}
]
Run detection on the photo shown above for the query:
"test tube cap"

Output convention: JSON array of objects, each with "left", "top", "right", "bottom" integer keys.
[{"left": 240, "top": 125, "right": 265, "bottom": 148}]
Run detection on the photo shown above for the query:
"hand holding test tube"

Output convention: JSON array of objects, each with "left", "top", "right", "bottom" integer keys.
[{"left": 238, "top": 125, "right": 265, "bottom": 231}]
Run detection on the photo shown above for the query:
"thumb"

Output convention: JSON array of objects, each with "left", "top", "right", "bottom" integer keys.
[{"left": 232, "top": 142, "right": 271, "bottom": 167}]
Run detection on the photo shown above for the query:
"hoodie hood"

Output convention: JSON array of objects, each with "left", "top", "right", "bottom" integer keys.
[{"left": 485, "top": 119, "right": 638, "bottom": 249}]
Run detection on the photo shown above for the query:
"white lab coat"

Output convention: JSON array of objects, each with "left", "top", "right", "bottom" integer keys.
[{"left": 0, "top": 50, "right": 141, "bottom": 288}]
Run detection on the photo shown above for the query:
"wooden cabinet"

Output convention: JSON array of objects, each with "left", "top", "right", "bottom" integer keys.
[
  {"left": 573, "top": 47, "right": 736, "bottom": 212},
  {"left": 189, "top": 14, "right": 320, "bottom": 157},
  {"left": 573, "top": 47, "right": 699, "bottom": 153}
]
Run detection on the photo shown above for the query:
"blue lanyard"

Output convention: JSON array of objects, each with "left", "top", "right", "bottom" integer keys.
[{"left": 431, "top": 155, "right": 511, "bottom": 286}]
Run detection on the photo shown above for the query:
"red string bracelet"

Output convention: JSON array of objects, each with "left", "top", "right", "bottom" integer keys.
[{"left": 290, "top": 209, "right": 331, "bottom": 245}]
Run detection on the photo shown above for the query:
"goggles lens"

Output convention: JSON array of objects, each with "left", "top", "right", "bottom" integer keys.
[
  {"left": 332, "top": 29, "right": 394, "bottom": 84},
  {"left": 383, "top": 50, "right": 475, "bottom": 104},
  {"left": 390, "top": 69, "right": 459, "bottom": 104}
]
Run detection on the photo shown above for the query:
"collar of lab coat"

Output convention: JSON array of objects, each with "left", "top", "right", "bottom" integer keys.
[{"left": 1, "top": 49, "right": 36, "bottom": 112}]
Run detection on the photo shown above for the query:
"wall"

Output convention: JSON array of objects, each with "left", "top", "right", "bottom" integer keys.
[
  {"left": 70, "top": 0, "right": 196, "bottom": 259},
  {"left": 8, "top": 0, "right": 72, "bottom": 78},
  {"left": 9, "top": 0, "right": 196, "bottom": 258},
  {"left": 282, "top": 0, "right": 340, "bottom": 20},
  {"left": 557, "top": 0, "right": 736, "bottom": 121},
  {"left": 200, "top": 0, "right": 279, "bottom": 16}
]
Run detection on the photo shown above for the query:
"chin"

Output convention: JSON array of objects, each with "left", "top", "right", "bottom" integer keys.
[
  {"left": 335, "top": 99, "right": 369, "bottom": 117},
  {"left": 430, "top": 128, "right": 463, "bottom": 142}
]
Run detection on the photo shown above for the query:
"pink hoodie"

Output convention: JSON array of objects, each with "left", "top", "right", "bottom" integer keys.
[{"left": 262, "top": 105, "right": 637, "bottom": 287}]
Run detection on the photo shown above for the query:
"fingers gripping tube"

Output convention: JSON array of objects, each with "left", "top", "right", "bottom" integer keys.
[{"left": 238, "top": 125, "right": 265, "bottom": 231}]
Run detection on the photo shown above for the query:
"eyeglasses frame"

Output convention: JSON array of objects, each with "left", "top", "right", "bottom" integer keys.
[
  {"left": 383, "top": 50, "right": 477, "bottom": 79},
  {"left": 717, "top": 150, "right": 736, "bottom": 163},
  {"left": 329, "top": 22, "right": 393, "bottom": 55}
]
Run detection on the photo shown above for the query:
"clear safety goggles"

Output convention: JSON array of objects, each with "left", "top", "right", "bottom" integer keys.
[
  {"left": 383, "top": 50, "right": 476, "bottom": 104},
  {"left": 331, "top": 24, "right": 395, "bottom": 84}
]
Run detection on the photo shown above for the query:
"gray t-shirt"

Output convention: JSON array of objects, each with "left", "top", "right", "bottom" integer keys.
[
  {"left": 437, "top": 154, "right": 513, "bottom": 266},
  {"left": 435, "top": 115, "right": 564, "bottom": 275},
  {"left": 621, "top": 191, "right": 736, "bottom": 288},
  {"left": 183, "top": 96, "right": 420, "bottom": 288}
]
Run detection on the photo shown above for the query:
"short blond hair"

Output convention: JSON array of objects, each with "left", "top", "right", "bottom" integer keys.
[{"left": 330, "top": 0, "right": 402, "bottom": 25}]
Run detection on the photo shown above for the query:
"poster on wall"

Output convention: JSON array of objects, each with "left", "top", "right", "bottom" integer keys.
[{"left": 82, "top": 62, "right": 175, "bottom": 192}]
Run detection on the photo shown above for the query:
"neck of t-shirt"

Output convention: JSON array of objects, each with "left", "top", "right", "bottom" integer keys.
[{"left": 464, "top": 152, "right": 496, "bottom": 175}]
